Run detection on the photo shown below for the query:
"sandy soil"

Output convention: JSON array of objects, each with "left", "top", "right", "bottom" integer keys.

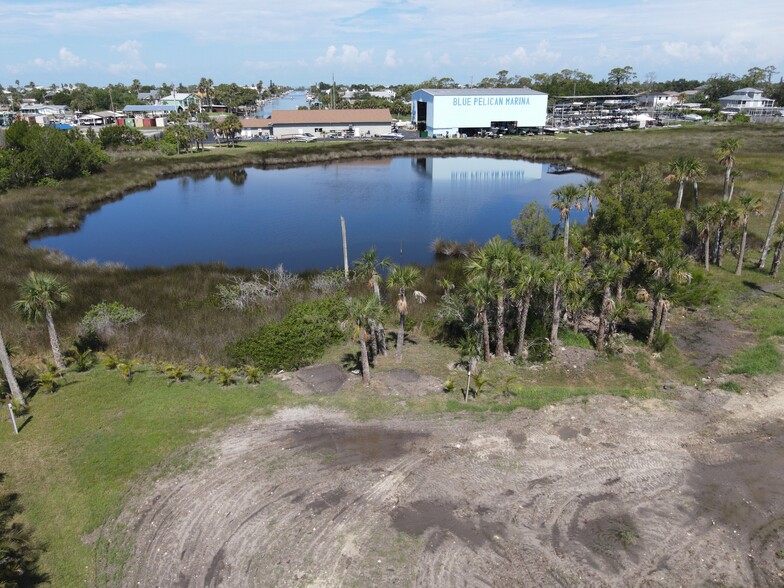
[{"left": 98, "top": 370, "right": 784, "bottom": 588}]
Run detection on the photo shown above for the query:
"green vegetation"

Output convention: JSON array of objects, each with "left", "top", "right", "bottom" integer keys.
[
  {"left": 0, "top": 368, "right": 288, "bottom": 586},
  {"left": 226, "top": 297, "right": 345, "bottom": 371},
  {"left": 729, "top": 341, "right": 782, "bottom": 375}
]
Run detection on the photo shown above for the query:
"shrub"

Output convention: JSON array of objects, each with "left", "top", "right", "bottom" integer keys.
[
  {"left": 226, "top": 297, "right": 344, "bottom": 372},
  {"left": 80, "top": 301, "right": 143, "bottom": 339},
  {"left": 718, "top": 380, "right": 742, "bottom": 393},
  {"left": 651, "top": 331, "right": 673, "bottom": 352}
]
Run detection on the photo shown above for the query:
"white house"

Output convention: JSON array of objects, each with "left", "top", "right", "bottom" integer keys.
[
  {"left": 636, "top": 91, "right": 681, "bottom": 108},
  {"left": 718, "top": 88, "right": 774, "bottom": 110},
  {"left": 240, "top": 118, "right": 271, "bottom": 139},
  {"left": 159, "top": 92, "right": 201, "bottom": 112},
  {"left": 268, "top": 109, "right": 393, "bottom": 138}
]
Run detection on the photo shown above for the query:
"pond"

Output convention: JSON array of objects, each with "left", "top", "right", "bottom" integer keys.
[{"left": 31, "top": 157, "right": 592, "bottom": 271}]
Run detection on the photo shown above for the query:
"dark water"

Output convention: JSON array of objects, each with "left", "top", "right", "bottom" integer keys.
[{"left": 31, "top": 157, "right": 591, "bottom": 271}]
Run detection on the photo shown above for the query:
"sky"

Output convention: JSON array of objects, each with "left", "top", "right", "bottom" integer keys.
[{"left": 2, "top": 0, "right": 784, "bottom": 89}]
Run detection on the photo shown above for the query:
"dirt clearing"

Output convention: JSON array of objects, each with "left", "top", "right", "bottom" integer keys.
[{"left": 101, "top": 379, "right": 784, "bottom": 587}]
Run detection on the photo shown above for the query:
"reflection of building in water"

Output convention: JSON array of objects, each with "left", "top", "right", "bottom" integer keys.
[{"left": 409, "top": 157, "right": 545, "bottom": 235}]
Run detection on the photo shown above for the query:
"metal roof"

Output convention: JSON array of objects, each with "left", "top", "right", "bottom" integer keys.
[
  {"left": 270, "top": 108, "right": 392, "bottom": 125},
  {"left": 122, "top": 105, "right": 179, "bottom": 112},
  {"left": 415, "top": 87, "right": 545, "bottom": 96}
]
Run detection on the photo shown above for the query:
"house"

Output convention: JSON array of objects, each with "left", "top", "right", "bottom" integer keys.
[
  {"left": 159, "top": 92, "right": 201, "bottom": 112},
  {"left": 240, "top": 118, "right": 271, "bottom": 140},
  {"left": 636, "top": 91, "right": 681, "bottom": 108},
  {"left": 718, "top": 88, "right": 775, "bottom": 110}
]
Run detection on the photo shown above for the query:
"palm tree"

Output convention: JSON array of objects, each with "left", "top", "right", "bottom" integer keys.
[
  {"left": 13, "top": 272, "right": 71, "bottom": 370},
  {"left": 353, "top": 248, "right": 391, "bottom": 355},
  {"left": 591, "top": 260, "right": 624, "bottom": 351},
  {"left": 646, "top": 248, "right": 691, "bottom": 345},
  {"left": 386, "top": 265, "right": 421, "bottom": 360},
  {"left": 728, "top": 169, "right": 742, "bottom": 202},
  {"left": 551, "top": 184, "right": 584, "bottom": 257},
  {"left": 463, "top": 274, "right": 496, "bottom": 362},
  {"left": 581, "top": 179, "right": 599, "bottom": 220},
  {"left": 693, "top": 204, "right": 718, "bottom": 272},
  {"left": 510, "top": 255, "right": 547, "bottom": 357},
  {"left": 547, "top": 255, "right": 584, "bottom": 348},
  {"left": 353, "top": 248, "right": 390, "bottom": 301},
  {"left": 466, "top": 237, "right": 519, "bottom": 358},
  {"left": 0, "top": 326, "right": 24, "bottom": 406},
  {"left": 717, "top": 137, "right": 742, "bottom": 202},
  {"left": 712, "top": 200, "right": 739, "bottom": 267},
  {"left": 601, "top": 232, "right": 643, "bottom": 300},
  {"left": 665, "top": 156, "right": 691, "bottom": 210},
  {"left": 769, "top": 223, "right": 784, "bottom": 277},
  {"left": 735, "top": 194, "right": 764, "bottom": 276},
  {"left": 342, "top": 295, "right": 385, "bottom": 385},
  {"left": 760, "top": 185, "right": 784, "bottom": 270}
]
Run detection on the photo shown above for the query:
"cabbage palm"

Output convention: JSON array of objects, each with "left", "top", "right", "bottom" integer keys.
[
  {"left": 463, "top": 274, "right": 496, "bottom": 362},
  {"left": 551, "top": 184, "right": 584, "bottom": 257},
  {"left": 342, "top": 295, "right": 385, "bottom": 385},
  {"left": 735, "top": 194, "right": 764, "bottom": 276},
  {"left": 665, "top": 156, "right": 691, "bottom": 210},
  {"left": 717, "top": 137, "right": 742, "bottom": 202},
  {"left": 510, "top": 255, "right": 547, "bottom": 357},
  {"left": 0, "top": 326, "right": 24, "bottom": 406},
  {"left": 13, "top": 272, "right": 70, "bottom": 370},
  {"left": 591, "top": 260, "right": 624, "bottom": 351},
  {"left": 547, "top": 255, "right": 584, "bottom": 347},
  {"left": 466, "top": 237, "right": 519, "bottom": 358},
  {"left": 581, "top": 178, "right": 599, "bottom": 220},
  {"left": 712, "top": 200, "right": 739, "bottom": 267},
  {"left": 693, "top": 204, "right": 718, "bottom": 272},
  {"left": 353, "top": 248, "right": 390, "bottom": 301},
  {"left": 387, "top": 265, "right": 421, "bottom": 360},
  {"left": 646, "top": 248, "right": 691, "bottom": 345},
  {"left": 602, "top": 232, "right": 643, "bottom": 300}
]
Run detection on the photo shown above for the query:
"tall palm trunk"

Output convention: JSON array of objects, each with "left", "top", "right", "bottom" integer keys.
[
  {"left": 563, "top": 214, "right": 570, "bottom": 257},
  {"left": 760, "top": 185, "right": 784, "bottom": 269},
  {"left": 647, "top": 297, "right": 661, "bottom": 345},
  {"left": 615, "top": 279, "right": 624, "bottom": 302},
  {"left": 693, "top": 180, "right": 700, "bottom": 209},
  {"left": 0, "top": 327, "right": 24, "bottom": 406},
  {"left": 495, "top": 294, "right": 506, "bottom": 358},
  {"left": 359, "top": 335, "right": 371, "bottom": 385},
  {"left": 369, "top": 323, "right": 378, "bottom": 358},
  {"left": 675, "top": 179, "right": 685, "bottom": 209},
  {"left": 550, "top": 283, "right": 562, "bottom": 345},
  {"left": 658, "top": 300, "right": 671, "bottom": 334},
  {"left": 596, "top": 285, "right": 612, "bottom": 351},
  {"left": 514, "top": 292, "right": 532, "bottom": 357},
  {"left": 771, "top": 239, "right": 784, "bottom": 276},
  {"left": 703, "top": 236, "right": 710, "bottom": 272},
  {"left": 723, "top": 166, "right": 732, "bottom": 201},
  {"left": 395, "top": 311, "right": 405, "bottom": 361},
  {"left": 480, "top": 310, "right": 491, "bottom": 362},
  {"left": 46, "top": 309, "right": 65, "bottom": 370},
  {"left": 735, "top": 218, "right": 749, "bottom": 276}
]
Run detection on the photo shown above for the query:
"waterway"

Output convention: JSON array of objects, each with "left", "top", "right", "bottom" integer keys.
[
  {"left": 31, "top": 157, "right": 592, "bottom": 271},
  {"left": 256, "top": 91, "right": 310, "bottom": 118}
]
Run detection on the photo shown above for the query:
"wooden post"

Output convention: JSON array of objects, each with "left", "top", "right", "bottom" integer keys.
[
  {"left": 340, "top": 216, "right": 349, "bottom": 280},
  {"left": 760, "top": 185, "right": 784, "bottom": 269}
]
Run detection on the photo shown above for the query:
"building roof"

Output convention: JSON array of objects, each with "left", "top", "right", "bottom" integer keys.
[
  {"left": 122, "top": 105, "right": 179, "bottom": 113},
  {"left": 270, "top": 108, "right": 392, "bottom": 125},
  {"left": 161, "top": 93, "right": 194, "bottom": 101},
  {"left": 415, "top": 87, "right": 546, "bottom": 97},
  {"left": 240, "top": 118, "right": 271, "bottom": 129},
  {"left": 93, "top": 110, "right": 119, "bottom": 118}
]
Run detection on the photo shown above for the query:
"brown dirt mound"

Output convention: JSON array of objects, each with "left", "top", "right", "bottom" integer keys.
[{"left": 100, "top": 379, "right": 784, "bottom": 587}]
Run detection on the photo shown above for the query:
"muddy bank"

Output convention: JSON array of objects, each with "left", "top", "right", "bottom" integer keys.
[{"left": 99, "top": 378, "right": 784, "bottom": 587}]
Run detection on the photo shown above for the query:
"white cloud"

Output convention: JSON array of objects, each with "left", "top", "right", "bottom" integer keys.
[
  {"left": 154, "top": 62, "right": 168, "bottom": 71},
  {"left": 384, "top": 49, "right": 403, "bottom": 67},
  {"left": 109, "top": 39, "right": 147, "bottom": 75},
  {"left": 315, "top": 44, "right": 372, "bottom": 66},
  {"left": 20, "top": 47, "right": 86, "bottom": 72},
  {"left": 493, "top": 41, "right": 560, "bottom": 67}
]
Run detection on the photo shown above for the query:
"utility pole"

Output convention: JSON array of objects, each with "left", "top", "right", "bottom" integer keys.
[{"left": 341, "top": 216, "right": 349, "bottom": 280}]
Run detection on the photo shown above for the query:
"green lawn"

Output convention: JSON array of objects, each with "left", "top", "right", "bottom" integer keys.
[{"left": 0, "top": 368, "right": 289, "bottom": 586}]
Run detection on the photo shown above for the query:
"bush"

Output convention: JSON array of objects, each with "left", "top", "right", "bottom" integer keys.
[
  {"left": 226, "top": 297, "right": 344, "bottom": 372},
  {"left": 651, "top": 330, "right": 673, "bottom": 352},
  {"left": 670, "top": 269, "right": 719, "bottom": 307},
  {"left": 80, "top": 301, "right": 143, "bottom": 339}
]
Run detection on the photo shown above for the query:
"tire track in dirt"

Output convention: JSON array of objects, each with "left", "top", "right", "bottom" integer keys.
[{"left": 101, "top": 386, "right": 784, "bottom": 587}]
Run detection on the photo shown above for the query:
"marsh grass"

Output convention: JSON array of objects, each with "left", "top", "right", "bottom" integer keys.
[{"left": 729, "top": 341, "right": 783, "bottom": 375}]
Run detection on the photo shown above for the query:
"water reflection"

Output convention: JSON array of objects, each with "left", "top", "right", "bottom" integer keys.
[{"left": 31, "top": 157, "right": 592, "bottom": 271}]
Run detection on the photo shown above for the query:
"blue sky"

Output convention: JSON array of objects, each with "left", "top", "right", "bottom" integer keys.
[{"left": 3, "top": 0, "right": 783, "bottom": 88}]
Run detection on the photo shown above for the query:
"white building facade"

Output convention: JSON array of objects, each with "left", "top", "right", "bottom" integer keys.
[
  {"left": 718, "top": 88, "right": 775, "bottom": 110},
  {"left": 411, "top": 88, "right": 548, "bottom": 137}
]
